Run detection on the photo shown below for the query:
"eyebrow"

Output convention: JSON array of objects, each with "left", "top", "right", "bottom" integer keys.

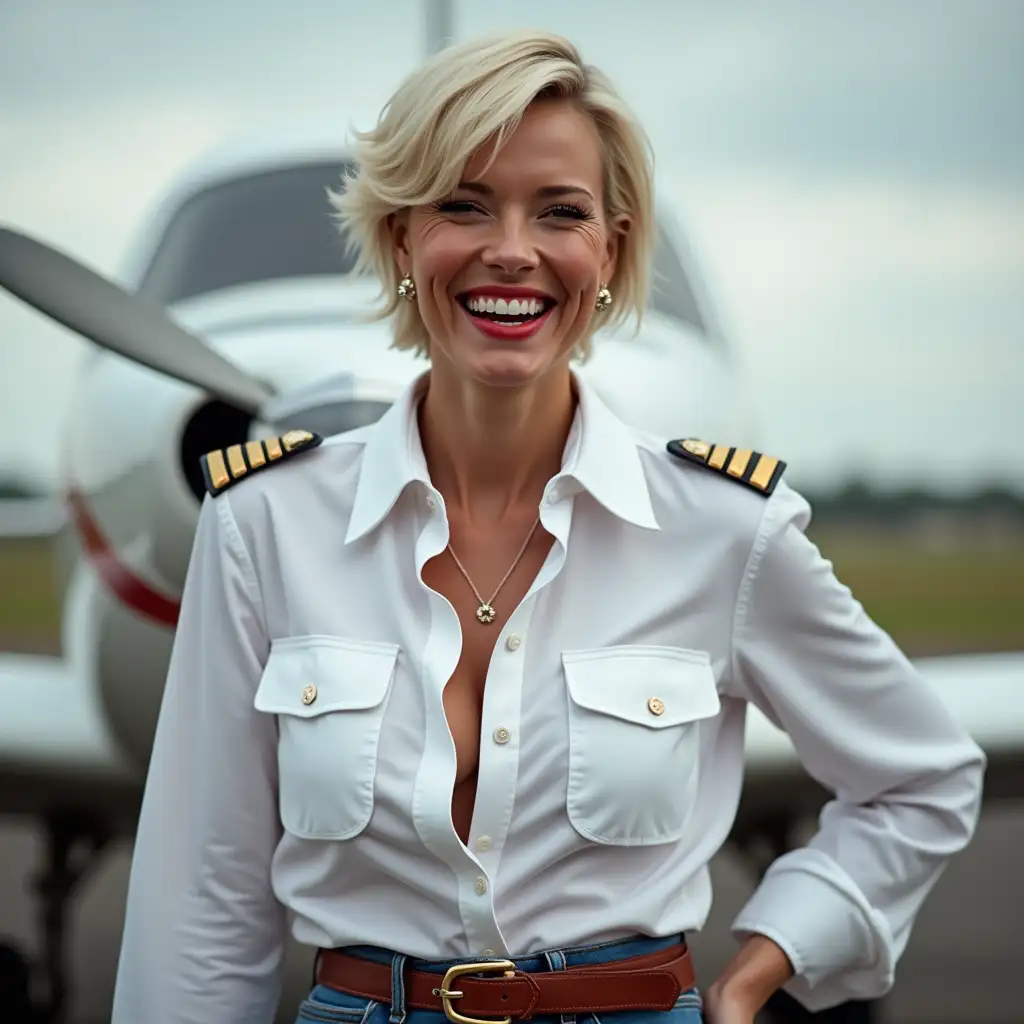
[{"left": 456, "top": 181, "right": 595, "bottom": 201}]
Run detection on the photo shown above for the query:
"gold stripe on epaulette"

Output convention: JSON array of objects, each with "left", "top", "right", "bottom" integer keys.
[
  {"left": 226, "top": 444, "right": 246, "bottom": 479},
  {"left": 708, "top": 445, "right": 730, "bottom": 470},
  {"left": 206, "top": 450, "right": 230, "bottom": 490},
  {"left": 727, "top": 449, "right": 753, "bottom": 478},
  {"left": 200, "top": 430, "right": 323, "bottom": 498},
  {"left": 749, "top": 455, "right": 779, "bottom": 491},
  {"left": 246, "top": 440, "right": 267, "bottom": 468}
]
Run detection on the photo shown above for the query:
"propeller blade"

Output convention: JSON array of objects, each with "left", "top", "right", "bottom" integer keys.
[{"left": 0, "top": 226, "right": 274, "bottom": 415}]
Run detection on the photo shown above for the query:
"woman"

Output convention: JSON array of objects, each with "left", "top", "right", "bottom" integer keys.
[{"left": 111, "top": 29, "right": 985, "bottom": 1024}]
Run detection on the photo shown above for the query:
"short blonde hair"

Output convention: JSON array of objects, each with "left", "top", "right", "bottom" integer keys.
[{"left": 329, "top": 29, "right": 655, "bottom": 359}]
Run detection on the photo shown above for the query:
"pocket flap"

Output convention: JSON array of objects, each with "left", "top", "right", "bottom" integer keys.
[
  {"left": 255, "top": 636, "right": 399, "bottom": 717},
  {"left": 562, "top": 645, "right": 720, "bottom": 728}
]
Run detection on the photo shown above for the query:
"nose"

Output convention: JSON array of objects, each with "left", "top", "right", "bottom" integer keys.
[{"left": 481, "top": 212, "right": 539, "bottom": 276}]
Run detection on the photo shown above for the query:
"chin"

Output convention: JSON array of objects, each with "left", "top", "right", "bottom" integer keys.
[
  {"left": 463, "top": 348, "right": 556, "bottom": 389},
  {"left": 442, "top": 310, "right": 572, "bottom": 389}
]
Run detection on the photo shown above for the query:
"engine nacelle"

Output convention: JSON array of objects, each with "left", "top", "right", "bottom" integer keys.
[{"left": 63, "top": 352, "right": 256, "bottom": 770}]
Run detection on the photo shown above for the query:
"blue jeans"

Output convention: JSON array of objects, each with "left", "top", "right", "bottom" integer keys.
[{"left": 295, "top": 934, "right": 703, "bottom": 1024}]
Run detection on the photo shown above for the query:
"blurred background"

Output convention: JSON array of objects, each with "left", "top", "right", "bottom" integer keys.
[{"left": 1, "top": 1, "right": 1022, "bottom": 1022}]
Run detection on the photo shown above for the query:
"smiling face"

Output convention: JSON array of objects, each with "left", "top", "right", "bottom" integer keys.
[{"left": 391, "top": 98, "right": 627, "bottom": 389}]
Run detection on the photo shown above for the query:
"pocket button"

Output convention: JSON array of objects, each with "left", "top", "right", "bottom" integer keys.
[
  {"left": 302, "top": 684, "right": 318, "bottom": 706},
  {"left": 647, "top": 696, "right": 665, "bottom": 716}
]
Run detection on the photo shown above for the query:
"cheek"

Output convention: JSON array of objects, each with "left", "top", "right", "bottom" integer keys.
[
  {"left": 548, "top": 231, "right": 607, "bottom": 291},
  {"left": 412, "top": 225, "right": 468, "bottom": 290}
]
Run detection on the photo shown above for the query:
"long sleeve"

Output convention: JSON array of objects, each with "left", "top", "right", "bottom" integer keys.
[
  {"left": 726, "top": 483, "right": 986, "bottom": 1011},
  {"left": 111, "top": 493, "right": 286, "bottom": 1023}
]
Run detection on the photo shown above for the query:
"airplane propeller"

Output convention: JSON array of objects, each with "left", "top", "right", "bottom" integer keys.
[{"left": 0, "top": 226, "right": 274, "bottom": 416}]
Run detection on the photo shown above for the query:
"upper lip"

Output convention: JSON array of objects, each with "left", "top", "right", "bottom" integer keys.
[{"left": 458, "top": 285, "right": 556, "bottom": 303}]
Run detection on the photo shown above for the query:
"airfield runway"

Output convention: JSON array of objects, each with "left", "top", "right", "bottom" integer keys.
[{"left": 0, "top": 808, "right": 1021, "bottom": 1023}]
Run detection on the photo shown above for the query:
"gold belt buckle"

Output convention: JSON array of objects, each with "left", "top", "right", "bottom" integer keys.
[{"left": 432, "top": 959, "right": 517, "bottom": 1024}]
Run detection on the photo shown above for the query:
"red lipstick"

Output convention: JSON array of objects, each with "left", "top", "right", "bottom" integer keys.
[
  {"left": 457, "top": 285, "right": 556, "bottom": 342},
  {"left": 461, "top": 304, "right": 554, "bottom": 341}
]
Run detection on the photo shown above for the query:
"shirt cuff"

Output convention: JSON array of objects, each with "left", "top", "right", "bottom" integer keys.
[{"left": 730, "top": 848, "right": 895, "bottom": 1012}]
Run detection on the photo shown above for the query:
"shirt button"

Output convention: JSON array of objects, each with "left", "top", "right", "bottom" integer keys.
[
  {"left": 483, "top": 949, "right": 496, "bottom": 957},
  {"left": 475, "top": 835, "right": 492, "bottom": 852},
  {"left": 426, "top": 495, "right": 436, "bottom": 510},
  {"left": 475, "top": 876, "right": 488, "bottom": 896},
  {"left": 505, "top": 634, "right": 522, "bottom": 652},
  {"left": 302, "top": 684, "right": 317, "bottom": 705},
  {"left": 493, "top": 727, "right": 511, "bottom": 745}
]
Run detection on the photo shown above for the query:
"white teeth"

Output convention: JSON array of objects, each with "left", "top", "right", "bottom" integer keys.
[{"left": 465, "top": 296, "right": 546, "bottom": 315}]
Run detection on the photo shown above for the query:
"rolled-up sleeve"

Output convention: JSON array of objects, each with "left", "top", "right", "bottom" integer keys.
[
  {"left": 111, "top": 493, "right": 285, "bottom": 1023},
  {"left": 727, "top": 483, "right": 985, "bottom": 1011}
]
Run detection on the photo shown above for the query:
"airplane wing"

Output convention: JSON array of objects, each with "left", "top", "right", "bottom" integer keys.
[
  {"left": 0, "top": 648, "right": 1019, "bottom": 837},
  {"left": 0, "top": 652, "right": 139, "bottom": 825},
  {"left": 0, "top": 497, "right": 66, "bottom": 539},
  {"left": 738, "top": 651, "right": 1024, "bottom": 829}
]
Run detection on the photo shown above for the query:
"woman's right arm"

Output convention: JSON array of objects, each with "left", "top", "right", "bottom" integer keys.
[{"left": 111, "top": 492, "right": 286, "bottom": 1023}]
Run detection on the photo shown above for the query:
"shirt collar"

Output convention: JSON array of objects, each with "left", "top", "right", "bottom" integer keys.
[
  {"left": 344, "top": 370, "right": 659, "bottom": 545},
  {"left": 559, "top": 373, "right": 660, "bottom": 532}
]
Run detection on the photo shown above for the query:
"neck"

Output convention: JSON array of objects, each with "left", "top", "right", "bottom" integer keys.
[{"left": 418, "top": 365, "right": 576, "bottom": 524}]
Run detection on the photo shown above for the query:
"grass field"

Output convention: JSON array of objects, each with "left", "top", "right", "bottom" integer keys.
[
  {"left": 1, "top": 530, "right": 1023, "bottom": 657},
  {"left": 808, "top": 527, "right": 1024, "bottom": 656},
  {"left": 0, "top": 538, "right": 63, "bottom": 654}
]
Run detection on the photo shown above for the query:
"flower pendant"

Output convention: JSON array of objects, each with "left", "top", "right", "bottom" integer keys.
[{"left": 476, "top": 603, "right": 496, "bottom": 624}]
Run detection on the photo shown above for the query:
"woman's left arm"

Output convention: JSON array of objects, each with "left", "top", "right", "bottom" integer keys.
[{"left": 712, "top": 482, "right": 985, "bottom": 1017}]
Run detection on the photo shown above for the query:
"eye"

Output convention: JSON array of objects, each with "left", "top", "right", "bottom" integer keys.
[
  {"left": 433, "top": 199, "right": 484, "bottom": 215},
  {"left": 544, "top": 202, "right": 593, "bottom": 221}
]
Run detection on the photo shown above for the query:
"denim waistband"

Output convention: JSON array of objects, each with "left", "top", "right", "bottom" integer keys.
[{"left": 337, "top": 933, "right": 685, "bottom": 975}]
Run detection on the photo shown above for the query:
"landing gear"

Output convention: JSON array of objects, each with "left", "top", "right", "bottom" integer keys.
[
  {"left": 730, "top": 818, "right": 878, "bottom": 1024},
  {"left": 29, "top": 813, "right": 111, "bottom": 1023}
]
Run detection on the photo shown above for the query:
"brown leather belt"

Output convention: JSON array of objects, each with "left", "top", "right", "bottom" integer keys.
[{"left": 315, "top": 943, "right": 696, "bottom": 1023}]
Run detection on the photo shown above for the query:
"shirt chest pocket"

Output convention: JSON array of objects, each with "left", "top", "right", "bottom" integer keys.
[
  {"left": 254, "top": 636, "right": 400, "bottom": 841},
  {"left": 561, "top": 645, "right": 721, "bottom": 847}
]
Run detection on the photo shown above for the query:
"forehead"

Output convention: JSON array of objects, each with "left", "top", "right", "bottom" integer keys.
[{"left": 463, "top": 99, "right": 604, "bottom": 192}]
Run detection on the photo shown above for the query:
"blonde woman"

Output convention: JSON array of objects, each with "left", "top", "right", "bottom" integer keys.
[{"left": 111, "top": 30, "right": 985, "bottom": 1024}]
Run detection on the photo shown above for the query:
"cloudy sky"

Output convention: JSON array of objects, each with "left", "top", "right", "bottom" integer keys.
[{"left": 1, "top": 0, "right": 1021, "bottom": 495}]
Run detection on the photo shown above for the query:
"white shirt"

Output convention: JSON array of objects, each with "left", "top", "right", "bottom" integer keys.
[{"left": 112, "top": 372, "right": 985, "bottom": 1022}]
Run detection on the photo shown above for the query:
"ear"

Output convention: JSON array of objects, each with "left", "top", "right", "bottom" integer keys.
[
  {"left": 387, "top": 209, "right": 412, "bottom": 276},
  {"left": 601, "top": 212, "right": 631, "bottom": 286}
]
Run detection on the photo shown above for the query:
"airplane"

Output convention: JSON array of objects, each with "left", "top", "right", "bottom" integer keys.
[{"left": 0, "top": 122, "right": 1021, "bottom": 1024}]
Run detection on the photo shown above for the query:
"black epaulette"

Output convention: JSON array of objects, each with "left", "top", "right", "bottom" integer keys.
[
  {"left": 667, "top": 438, "right": 786, "bottom": 496},
  {"left": 200, "top": 430, "right": 323, "bottom": 497}
]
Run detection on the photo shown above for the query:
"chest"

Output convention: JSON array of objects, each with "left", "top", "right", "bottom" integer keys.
[{"left": 420, "top": 520, "right": 555, "bottom": 782}]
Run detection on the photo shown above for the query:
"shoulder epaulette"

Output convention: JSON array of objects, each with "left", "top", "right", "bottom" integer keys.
[
  {"left": 666, "top": 438, "right": 786, "bottom": 496},
  {"left": 200, "top": 429, "right": 323, "bottom": 497}
]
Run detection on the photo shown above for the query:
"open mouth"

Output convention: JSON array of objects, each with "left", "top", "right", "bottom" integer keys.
[{"left": 458, "top": 294, "right": 555, "bottom": 326}]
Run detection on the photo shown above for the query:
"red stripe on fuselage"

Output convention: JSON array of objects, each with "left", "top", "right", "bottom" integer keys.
[{"left": 66, "top": 487, "right": 180, "bottom": 627}]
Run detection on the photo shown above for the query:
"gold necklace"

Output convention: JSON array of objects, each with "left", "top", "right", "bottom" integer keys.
[{"left": 447, "top": 517, "right": 541, "bottom": 624}]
